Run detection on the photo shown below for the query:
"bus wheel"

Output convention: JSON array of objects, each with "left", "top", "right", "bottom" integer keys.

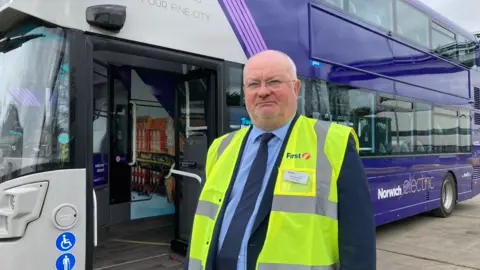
[{"left": 433, "top": 173, "right": 456, "bottom": 218}]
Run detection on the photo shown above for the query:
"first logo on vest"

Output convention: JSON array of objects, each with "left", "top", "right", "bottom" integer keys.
[{"left": 286, "top": 152, "right": 311, "bottom": 160}]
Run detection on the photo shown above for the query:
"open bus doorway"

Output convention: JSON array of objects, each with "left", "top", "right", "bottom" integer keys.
[{"left": 90, "top": 43, "right": 217, "bottom": 269}]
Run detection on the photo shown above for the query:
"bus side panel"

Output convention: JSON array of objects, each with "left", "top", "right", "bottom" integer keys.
[
  {"left": 236, "top": 0, "right": 471, "bottom": 100},
  {"left": 364, "top": 155, "right": 471, "bottom": 226},
  {"left": 439, "top": 156, "right": 473, "bottom": 203},
  {"left": 471, "top": 124, "right": 480, "bottom": 197},
  {"left": 0, "top": 169, "right": 87, "bottom": 270}
]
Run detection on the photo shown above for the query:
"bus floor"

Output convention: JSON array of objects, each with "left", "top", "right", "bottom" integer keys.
[{"left": 93, "top": 215, "right": 185, "bottom": 270}]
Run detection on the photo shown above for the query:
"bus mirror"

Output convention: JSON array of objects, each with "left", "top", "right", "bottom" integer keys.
[{"left": 86, "top": 5, "right": 126, "bottom": 32}]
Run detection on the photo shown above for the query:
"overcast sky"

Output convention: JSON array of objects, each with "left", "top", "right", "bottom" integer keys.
[{"left": 419, "top": 0, "right": 480, "bottom": 33}]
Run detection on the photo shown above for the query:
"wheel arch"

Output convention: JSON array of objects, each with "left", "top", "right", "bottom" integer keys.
[{"left": 446, "top": 170, "right": 458, "bottom": 203}]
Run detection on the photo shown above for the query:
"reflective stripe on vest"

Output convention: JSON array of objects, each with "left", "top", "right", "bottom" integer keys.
[
  {"left": 187, "top": 260, "right": 339, "bottom": 270},
  {"left": 188, "top": 115, "right": 358, "bottom": 269},
  {"left": 188, "top": 258, "right": 203, "bottom": 270},
  {"left": 217, "top": 131, "right": 236, "bottom": 161}
]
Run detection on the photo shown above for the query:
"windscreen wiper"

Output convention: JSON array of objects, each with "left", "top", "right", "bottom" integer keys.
[{"left": 0, "top": 34, "right": 44, "bottom": 53}]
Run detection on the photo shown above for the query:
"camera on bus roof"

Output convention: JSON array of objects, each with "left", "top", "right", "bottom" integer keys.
[{"left": 86, "top": 4, "right": 126, "bottom": 32}]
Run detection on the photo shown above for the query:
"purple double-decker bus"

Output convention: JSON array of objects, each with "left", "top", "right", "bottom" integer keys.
[
  {"left": 1, "top": 0, "right": 480, "bottom": 268},
  {"left": 229, "top": 0, "right": 480, "bottom": 227},
  {"left": 291, "top": 0, "right": 480, "bottom": 226}
]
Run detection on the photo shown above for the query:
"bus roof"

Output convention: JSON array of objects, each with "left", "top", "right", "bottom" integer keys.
[
  {"left": 0, "top": 0, "right": 477, "bottom": 64},
  {"left": 0, "top": 0, "right": 248, "bottom": 63}
]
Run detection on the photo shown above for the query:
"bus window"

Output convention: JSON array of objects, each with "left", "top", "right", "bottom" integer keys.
[
  {"left": 299, "top": 77, "right": 376, "bottom": 156},
  {"left": 376, "top": 97, "right": 414, "bottom": 155},
  {"left": 225, "top": 65, "right": 247, "bottom": 131},
  {"left": 321, "top": 0, "right": 344, "bottom": 10},
  {"left": 456, "top": 35, "right": 477, "bottom": 68},
  {"left": 0, "top": 25, "right": 71, "bottom": 183},
  {"left": 414, "top": 102, "right": 433, "bottom": 153},
  {"left": 396, "top": 0, "right": 430, "bottom": 48},
  {"left": 459, "top": 109, "right": 471, "bottom": 152},
  {"left": 431, "top": 22, "right": 457, "bottom": 60},
  {"left": 301, "top": 79, "right": 332, "bottom": 122},
  {"left": 433, "top": 107, "right": 459, "bottom": 153},
  {"left": 348, "top": 0, "right": 394, "bottom": 31}
]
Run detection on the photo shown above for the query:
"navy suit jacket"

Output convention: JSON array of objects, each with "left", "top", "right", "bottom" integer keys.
[{"left": 183, "top": 126, "right": 376, "bottom": 270}]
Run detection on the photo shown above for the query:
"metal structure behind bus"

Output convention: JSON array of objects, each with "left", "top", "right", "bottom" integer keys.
[{"left": 1, "top": 0, "right": 480, "bottom": 269}]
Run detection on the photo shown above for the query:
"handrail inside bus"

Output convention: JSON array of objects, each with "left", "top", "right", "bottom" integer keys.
[
  {"left": 128, "top": 101, "right": 137, "bottom": 166},
  {"left": 166, "top": 162, "right": 202, "bottom": 184},
  {"left": 93, "top": 189, "right": 97, "bottom": 247}
]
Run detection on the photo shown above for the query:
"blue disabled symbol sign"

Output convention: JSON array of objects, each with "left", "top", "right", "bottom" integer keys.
[
  {"left": 56, "top": 253, "right": 76, "bottom": 270},
  {"left": 56, "top": 232, "right": 76, "bottom": 252}
]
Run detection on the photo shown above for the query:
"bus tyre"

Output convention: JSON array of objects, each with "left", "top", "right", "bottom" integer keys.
[{"left": 433, "top": 173, "right": 456, "bottom": 218}]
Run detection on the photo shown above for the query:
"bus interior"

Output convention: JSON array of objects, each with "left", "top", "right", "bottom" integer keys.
[{"left": 90, "top": 37, "right": 218, "bottom": 269}]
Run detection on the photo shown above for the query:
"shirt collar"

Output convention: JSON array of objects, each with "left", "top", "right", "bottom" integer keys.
[{"left": 250, "top": 116, "right": 294, "bottom": 143}]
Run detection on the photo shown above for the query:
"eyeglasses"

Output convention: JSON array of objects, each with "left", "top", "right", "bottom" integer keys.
[{"left": 244, "top": 79, "right": 296, "bottom": 91}]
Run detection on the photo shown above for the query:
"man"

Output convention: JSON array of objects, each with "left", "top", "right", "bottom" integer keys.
[{"left": 183, "top": 50, "right": 376, "bottom": 269}]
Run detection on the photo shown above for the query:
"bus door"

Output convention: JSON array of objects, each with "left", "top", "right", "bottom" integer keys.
[
  {"left": 89, "top": 45, "right": 219, "bottom": 263},
  {"left": 124, "top": 65, "right": 216, "bottom": 233},
  {"left": 116, "top": 65, "right": 216, "bottom": 256},
  {"left": 170, "top": 68, "right": 217, "bottom": 253},
  {"left": 86, "top": 32, "right": 222, "bottom": 268},
  {"left": 92, "top": 60, "right": 133, "bottom": 228}
]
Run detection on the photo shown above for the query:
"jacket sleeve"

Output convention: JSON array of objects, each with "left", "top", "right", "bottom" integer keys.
[
  {"left": 184, "top": 174, "right": 207, "bottom": 270},
  {"left": 337, "top": 134, "right": 376, "bottom": 270},
  {"left": 183, "top": 161, "right": 209, "bottom": 270}
]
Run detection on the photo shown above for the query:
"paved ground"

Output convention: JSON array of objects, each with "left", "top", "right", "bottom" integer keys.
[
  {"left": 376, "top": 195, "right": 480, "bottom": 270},
  {"left": 93, "top": 216, "right": 184, "bottom": 270},
  {"left": 94, "top": 196, "right": 480, "bottom": 269}
]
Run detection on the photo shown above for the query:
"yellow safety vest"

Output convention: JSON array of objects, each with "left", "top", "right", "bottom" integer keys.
[{"left": 188, "top": 115, "right": 359, "bottom": 270}]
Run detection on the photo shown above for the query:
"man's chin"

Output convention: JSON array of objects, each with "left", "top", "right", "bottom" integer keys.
[
  {"left": 255, "top": 112, "right": 278, "bottom": 119},
  {"left": 254, "top": 105, "right": 280, "bottom": 116}
]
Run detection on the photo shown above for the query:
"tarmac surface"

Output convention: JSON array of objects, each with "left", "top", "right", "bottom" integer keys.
[
  {"left": 93, "top": 196, "right": 480, "bottom": 270},
  {"left": 93, "top": 215, "right": 184, "bottom": 270},
  {"left": 376, "top": 195, "right": 480, "bottom": 270}
]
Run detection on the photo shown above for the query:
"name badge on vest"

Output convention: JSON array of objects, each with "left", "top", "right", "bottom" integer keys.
[{"left": 283, "top": 170, "right": 309, "bottom": 185}]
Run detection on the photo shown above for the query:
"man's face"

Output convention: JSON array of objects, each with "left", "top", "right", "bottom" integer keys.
[{"left": 243, "top": 52, "right": 300, "bottom": 130}]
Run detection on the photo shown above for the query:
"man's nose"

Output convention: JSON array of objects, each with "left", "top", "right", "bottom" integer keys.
[{"left": 257, "top": 85, "right": 272, "bottom": 97}]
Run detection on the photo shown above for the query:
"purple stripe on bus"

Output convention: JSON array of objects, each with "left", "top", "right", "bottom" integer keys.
[
  {"left": 223, "top": 0, "right": 254, "bottom": 56},
  {"left": 221, "top": 0, "right": 267, "bottom": 57},
  {"left": 237, "top": 0, "right": 267, "bottom": 50},
  {"left": 217, "top": 0, "right": 249, "bottom": 55},
  {"left": 229, "top": 0, "right": 262, "bottom": 54}
]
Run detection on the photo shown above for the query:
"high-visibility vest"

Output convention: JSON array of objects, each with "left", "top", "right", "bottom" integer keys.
[{"left": 188, "top": 115, "right": 359, "bottom": 270}]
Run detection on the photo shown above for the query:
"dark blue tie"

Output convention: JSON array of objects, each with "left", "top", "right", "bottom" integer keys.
[{"left": 216, "top": 132, "right": 275, "bottom": 269}]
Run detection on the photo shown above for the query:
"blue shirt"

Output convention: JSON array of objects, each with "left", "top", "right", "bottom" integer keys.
[{"left": 217, "top": 118, "right": 293, "bottom": 270}]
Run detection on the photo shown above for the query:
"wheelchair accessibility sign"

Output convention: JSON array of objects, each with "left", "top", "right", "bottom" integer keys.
[{"left": 56, "top": 232, "right": 76, "bottom": 252}]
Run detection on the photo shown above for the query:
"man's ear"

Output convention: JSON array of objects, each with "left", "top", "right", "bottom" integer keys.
[{"left": 294, "top": 79, "right": 301, "bottom": 95}]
